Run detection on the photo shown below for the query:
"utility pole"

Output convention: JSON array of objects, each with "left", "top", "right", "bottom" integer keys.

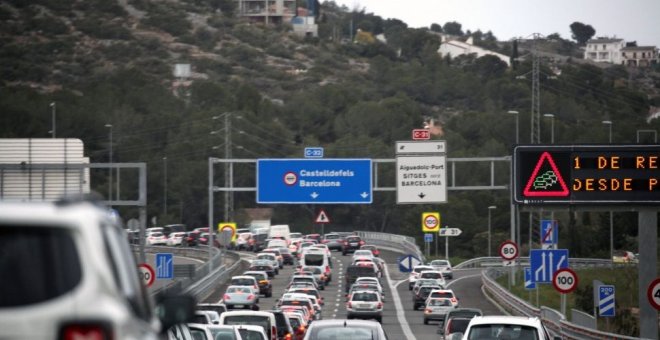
[
  {"left": 224, "top": 113, "right": 232, "bottom": 222},
  {"left": 531, "top": 33, "right": 541, "bottom": 144}
]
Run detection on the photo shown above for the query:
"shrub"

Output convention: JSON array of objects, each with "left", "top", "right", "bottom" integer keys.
[
  {"left": 75, "top": 18, "right": 132, "bottom": 40},
  {"left": 27, "top": 16, "right": 69, "bottom": 35}
]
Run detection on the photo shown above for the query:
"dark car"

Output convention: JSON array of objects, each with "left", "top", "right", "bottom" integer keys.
[
  {"left": 345, "top": 264, "right": 379, "bottom": 293},
  {"left": 304, "top": 234, "right": 322, "bottom": 243},
  {"left": 321, "top": 233, "right": 345, "bottom": 251},
  {"left": 278, "top": 247, "right": 295, "bottom": 265},
  {"left": 437, "top": 308, "right": 483, "bottom": 336},
  {"left": 184, "top": 231, "right": 200, "bottom": 246},
  {"left": 249, "top": 260, "right": 277, "bottom": 278},
  {"left": 342, "top": 236, "right": 365, "bottom": 255},
  {"left": 244, "top": 271, "right": 273, "bottom": 298},
  {"left": 413, "top": 286, "right": 437, "bottom": 310},
  {"left": 305, "top": 320, "right": 387, "bottom": 340},
  {"left": 266, "top": 309, "right": 294, "bottom": 340},
  {"left": 252, "top": 233, "right": 269, "bottom": 252}
]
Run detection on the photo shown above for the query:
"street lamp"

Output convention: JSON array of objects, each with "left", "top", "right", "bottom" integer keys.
[
  {"left": 50, "top": 102, "right": 56, "bottom": 138},
  {"left": 488, "top": 206, "right": 497, "bottom": 257},
  {"left": 507, "top": 110, "right": 519, "bottom": 145},
  {"left": 543, "top": 113, "right": 555, "bottom": 144},
  {"left": 602, "top": 120, "right": 612, "bottom": 143},
  {"left": 105, "top": 124, "right": 113, "bottom": 201},
  {"left": 163, "top": 156, "right": 167, "bottom": 216},
  {"left": 601, "top": 120, "right": 613, "bottom": 265}
]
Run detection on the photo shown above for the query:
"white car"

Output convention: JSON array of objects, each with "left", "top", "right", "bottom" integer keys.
[
  {"left": 409, "top": 265, "right": 434, "bottom": 290},
  {"left": 146, "top": 231, "right": 167, "bottom": 245},
  {"left": 429, "top": 259, "right": 453, "bottom": 279},
  {"left": 419, "top": 270, "right": 446, "bottom": 288},
  {"left": 166, "top": 231, "right": 186, "bottom": 246},
  {"left": 235, "top": 232, "right": 253, "bottom": 250},
  {"left": 461, "top": 316, "right": 558, "bottom": 340},
  {"left": 426, "top": 289, "right": 459, "bottom": 307},
  {"left": 352, "top": 250, "right": 375, "bottom": 259}
]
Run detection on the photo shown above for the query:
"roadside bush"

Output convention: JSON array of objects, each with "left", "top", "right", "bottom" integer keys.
[
  {"left": 27, "top": 16, "right": 69, "bottom": 35},
  {"left": 141, "top": 7, "right": 191, "bottom": 36},
  {"left": 75, "top": 18, "right": 132, "bottom": 40}
]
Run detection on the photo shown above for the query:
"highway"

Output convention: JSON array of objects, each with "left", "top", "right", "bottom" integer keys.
[{"left": 201, "top": 247, "right": 502, "bottom": 340}]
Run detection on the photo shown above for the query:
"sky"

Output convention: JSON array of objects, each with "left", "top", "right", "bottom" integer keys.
[{"left": 328, "top": 0, "right": 660, "bottom": 47}]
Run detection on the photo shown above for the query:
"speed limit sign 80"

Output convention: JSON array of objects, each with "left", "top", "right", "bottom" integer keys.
[{"left": 498, "top": 240, "right": 519, "bottom": 260}]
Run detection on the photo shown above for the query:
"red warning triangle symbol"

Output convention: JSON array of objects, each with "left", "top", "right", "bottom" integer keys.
[
  {"left": 523, "top": 152, "right": 569, "bottom": 197},
  {"left": 315, "top": 209, "right": 330, "bottom": 223}
]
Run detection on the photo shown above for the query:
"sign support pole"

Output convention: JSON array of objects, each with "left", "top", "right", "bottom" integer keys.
[
  {"left": 445, "top": 235, "right": 449, "bottom": 260},
  {"left": 560, "top": 293, "right": 567, "bottom": 317},
  {"left": 435, "top": 234, "right": 438, "bottom": 258},
  {"left": 638, "top": 208, "right": 658, "bottom": 340}
]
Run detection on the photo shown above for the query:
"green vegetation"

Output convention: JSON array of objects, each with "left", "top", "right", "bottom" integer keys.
[
  {"left": 496, "top": 265, "right": 642, "bottom": 336},
  {"left": 0, "top": 1, "right": 658, "bottom": 261}
]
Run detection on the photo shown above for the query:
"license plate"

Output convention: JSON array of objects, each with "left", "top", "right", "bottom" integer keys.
[{"left": 350, "top": 243, "right": 358, "bottom": 246}]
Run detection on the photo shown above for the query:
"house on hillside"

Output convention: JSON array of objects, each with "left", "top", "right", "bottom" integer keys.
[
  {"left": 621, "top": 46, "right": 658, "bottom": 67},
  {"left": 235, "top": 0, "right": 296, "bottom": 24},
  {"left": 584, "top": 38, "right": 626, "bottom": 64},
  {"left": 437, "top": 36, "right": 511, "bottom": 66}
]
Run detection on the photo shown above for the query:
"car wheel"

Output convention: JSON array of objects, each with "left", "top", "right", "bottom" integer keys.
[
  {"left": 320, "top": 285, "right": 325, "bottom": 290},
  {"left": 409, "top": 285, "right": 413, "bottom": 291},
  {"left": 342, "top": 252, "right": 347, "bottom": 256},
  {"left": 266, "top": 290, "right": 272, "bottom": 298},
  {"left": 226, "top": 305, "right": 233, "bottom": 309},
  {"left": 412, "top": 304, "right": 417, "bottom": 310},
  {"left": 377, "top": 317, "right": 382, "bottom": 323},
  {"left": 423, "top": 318, "right": 428, "bottom": 325}
]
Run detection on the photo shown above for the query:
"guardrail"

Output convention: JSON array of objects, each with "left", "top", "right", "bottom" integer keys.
[
  {"left": 356, "top": 232, "right": 641, "bottom": 340},
  {"left": 134, "top": 246, "right": 240, "bottom": 300}
]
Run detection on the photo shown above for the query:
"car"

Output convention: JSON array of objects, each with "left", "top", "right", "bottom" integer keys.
[
  {"left": 285, "top": 313, "right": 307, "bottom": 340},
  {"left": 359, "top": 244, "right": 380, "bottom": 257},
  {"left": 413, "top": 278, "right": 443, "bottom": 291},
  {"left": 441, "top": 316, "right": 473, "bottom": 340},
  {"left": 409, "top": 265, "right": 434, "bottom": 290},
  {"left": 265, "top": 309, "right": 295, "bottom": 340},
  {"left": 223, "top": 285, "right": 259, "bottom": 310},
  {"left": 162, "top": 224, "right": 186, "bottom": 237},
  {"left": 342, "top": 235, "right": 365, "bottom": 255},
  {"left": 167, "top": 323, "right": 195, "bottom": 340},
  {"left": 345, "top": 264, "right": 379, "bottom": 292},
  {"left": 461, "top": 315, "right": 559, "bottom": 340},
  {"left": 0, "top": 198, "right": 194, "bottom": 339},
  {"left": 188, "top": 324, "right": 243, "bottom": 340},
  {"left": 250, "top": 259, "right": 278, "bottom": 278},
  {"left": 321, "top": 233, "right": 344, "bottom": 251},
  {"left": 235, "top": 232, "right": 254, "bottom": 250},
  {"left": 146, "top": 231, "right": 167, "bottom": 245},
  {"left": 303, "top": 319, "right": 388, "bottom": 340},
  {"left": 236, "top": 324, "right": 269, "bottom": 340},
  {"left": 197, "top": 303, "right": 228, "bottom": 319},
  {"left": 303, "top": 234, "right": 321, "bottom": 243},
  {"left": 419, "top": 270, "right": 446, "bottom": 288},
  {"left": 230, "top": 275, "right": 261, "bottom": 293},
  {"left": 280, "top": 297, "right": 317, "bottom": 321},
  {"left": 346, "top": 282, "right": 383, "bottom": 301},
  {"left": 612, "top": 250, "right": 638, "bottom": 264},
  {"left": 167, "top": 231, "right": 187, "bottom": 246},
  {"left": 354, "top": 277, "right": 385, "bottom": 296},
  {"left": 253, "top": 232, "right": 270, "bottom": 252},
  {"left": 288, "top": 287, "right": 324, "bottom": 306},
  {"left": 198, "top": 232, "right": 221, "bottom": 247},
  {"left": 429, "top": 259, "right": 454, "bottom": 279},
  {"left": 437, "top": 308, "right": 484, "bottom": 336},
  {"left": 426, "top": 289, "right": 459, "bottom": 307},
  {"left": 352, "top": 260, "right": 381, "bottom": 278},
  {"left": 256, "top": 253, "right": 281, "bottom": 273},
  {"left": 278, "top": 247, "right": 296, "bottom": 265},
  {"left": 413, "top": 285, "right": 440, "bottom": 310},
  {"left": 262, "top": 248, "right": 285, "bottom": 268},
  {"left": 219, "top": 311, "right": 278, "bottom": 340},
  {"left": 184, "top": 231, "right": 201, "bottom": 246},
  {"left": 423, "top": 298, "right": 455, "bottom": 325},
  {"left": 299, "top": 266, "right": 328, "bottom": 287},
  {"left": 288, "top": 274, "right": 321, "bottom": 291},
  {"left": 346, "top": 290, "right": 383, "bottom": 323},
  {"left": 352, "top": 249, "right": 375, "bottom": 259},
  {"left": 244, "top": 271, "right": 273, "bottom": 297},
  {"left": 192, "top": 310, "right": 221, "bottom": 325}
]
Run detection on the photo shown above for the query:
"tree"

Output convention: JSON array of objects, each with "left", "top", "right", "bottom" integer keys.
[
  {"left": 430, "top": 23, "right": 442, "bottom": 33},
  {"left": 443, "top": 21, "right": 463, "bottom": 36},
  {"left": 570, "top": 21, "right": 595, "bottom": 45}
]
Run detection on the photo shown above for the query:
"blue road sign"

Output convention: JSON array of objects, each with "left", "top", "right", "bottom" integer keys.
[
  {"left": 530, "top": 249, "right": 569, "bottom": 283},
  {"left": 524, "top": 267, "right": 536, "bottom": 289},
  {"left": 599, "top": 285, "right": 615, "bottom": 317},
  {"left": 156, "top": 253, "right": 173, "bottom": 279},
  {"left": 398, "top": 254, "right": 422, "bottom": 273},
  {"left": 304, "top": 147, "right": 324, "bottom": 158},
  {"left": 257, "top": 159, "right": 372, "bottom": 204},
  {"left": 540, "top": 220, "right": 558, "bottom": 246},
  {"left": 424, "top": 233, "right": 433, "bottom": 242}
]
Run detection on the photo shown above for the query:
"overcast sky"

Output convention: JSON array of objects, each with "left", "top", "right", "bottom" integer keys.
[{"left": 327, "top": 0, "right": 660, "bottom": 47}]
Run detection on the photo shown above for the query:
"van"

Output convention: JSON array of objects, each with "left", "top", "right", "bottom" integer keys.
[
  {"left": 302, "top": 249, "right": 329, "bottom": 268},
  {"left": 268, "top": 225, "right": 291, "bottom": 243},
  {"left": 267, "top": 239, "right": 288, "bottom": 249},
  {"left": 219, "top": 311, "right": 277, "bottom": 340}
]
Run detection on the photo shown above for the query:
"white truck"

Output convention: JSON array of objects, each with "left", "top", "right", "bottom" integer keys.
[{"left": 268, "top": 224, "right": 291, "bottom": 243}]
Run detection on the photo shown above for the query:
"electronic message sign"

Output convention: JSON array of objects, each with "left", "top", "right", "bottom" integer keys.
[{"left": 513, "top": 145, "right": 660, "bottom": 205}]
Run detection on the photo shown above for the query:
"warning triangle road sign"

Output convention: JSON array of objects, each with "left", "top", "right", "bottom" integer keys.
[
  {"left": 523, "top": 152, "right": 569, "bottom": 197},
  {"left": 315, "top": 209, "right": 330, "bottom": 224}
]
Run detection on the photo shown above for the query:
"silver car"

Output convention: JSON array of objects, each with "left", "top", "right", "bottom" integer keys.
[
  {"left": 223, "top": 285, "right": 259, "bottom": 310},
  {"left": 346, "top": 290, "right": 383, "bottom": 323},
  {"left": 423, "top": 298, "right": 455, "bottom": 325}
]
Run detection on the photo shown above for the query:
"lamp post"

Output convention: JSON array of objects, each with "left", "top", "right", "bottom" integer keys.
[
  {"left": 105, "top": 124, "right": 113, "bottom": 201},
  {"left": 488, "top": 206, "right": 497, "bottom": 257},
  {"left": 602, "top": 120, "right": 613, "bottom": 264},
  {"left": 507, "top": 110, "right": 519, "bottom": 144},
  {"left": 163, "top": 156, "right": 167, "bottom": 217},
  {"left": 50, "top": 102, "right": 56, "bottom": 138},
  {"left": 543, "top": 113, "right": 555, "bottom": 143}
]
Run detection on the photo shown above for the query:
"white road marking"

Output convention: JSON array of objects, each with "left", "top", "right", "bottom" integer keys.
[
  {"left": 445, "top": 274, "right": 481, "bottom": 289},
  {"left": 383, "top": 261, "right": 416, "bottom": 340}
]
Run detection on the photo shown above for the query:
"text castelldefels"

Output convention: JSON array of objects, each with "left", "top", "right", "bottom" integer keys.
[{"left": 298, "top": 169, "right": 355, "bottom": 187}]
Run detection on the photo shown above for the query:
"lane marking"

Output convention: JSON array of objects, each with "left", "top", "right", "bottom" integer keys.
[
  {"left": 383, "top": 261, "right": 416, "bottom": 340},
  {"left": 445, "top": 274, "right": 481, "bottom": 289}
]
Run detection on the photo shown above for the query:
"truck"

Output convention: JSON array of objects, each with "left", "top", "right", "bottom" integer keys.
[
  {"left": 247, "top": 219, "right": 271, "bottom": 234},
  {"left": 268, "top": 224, "right": 291, "bottom": 243}
]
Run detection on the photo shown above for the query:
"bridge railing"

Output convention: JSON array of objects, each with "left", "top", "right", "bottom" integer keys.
[{"left": 357, "top": 231, "right": 425, "bottom": 262}]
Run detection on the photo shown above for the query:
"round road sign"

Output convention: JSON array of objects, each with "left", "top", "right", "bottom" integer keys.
[
  {"left": 423, "top": 214, "right": 439, "bottom": 231},
  {"left": 552, "top": 268, "right": 578, "bottom": 294},
  {"left": 138, "top": 263, "right": 155, "bottom": 287},
  {"left": 498, "top": 240, "right": 519, "bottom": 260},
  {"left": 283, "top": 171, "right": 298, "bottom": 186},
  {"left": 219, "top": 229, "right": 233, "bottom": 247},
  {"left": 647, "top": 278, "right": 660, "bottom": 310}
]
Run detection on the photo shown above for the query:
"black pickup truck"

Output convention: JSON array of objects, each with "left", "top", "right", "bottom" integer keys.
[{"left": 345, "top": 264, "right": 379, "bottom": 293}]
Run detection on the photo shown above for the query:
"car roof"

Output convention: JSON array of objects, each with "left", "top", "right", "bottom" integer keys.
[{"left": 468, "top": 315, "right": 542, "bottom": 327}]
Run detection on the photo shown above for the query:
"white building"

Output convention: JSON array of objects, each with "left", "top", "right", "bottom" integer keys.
[
  {"left": 621, "top": 46, "right": 658, "bottom": 67},
  {"left": 437, "top": 36, "right": 511, "bottom": 66},
  {"left": 584, "top": 38, "right": 625, "bottom": 64}
]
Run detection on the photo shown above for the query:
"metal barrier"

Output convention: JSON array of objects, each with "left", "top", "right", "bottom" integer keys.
[{"left": 357, "top": 231, "right": 425, "bottom": 262}]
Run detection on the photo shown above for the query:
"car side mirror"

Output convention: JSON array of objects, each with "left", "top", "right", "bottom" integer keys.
[{"left": 155, "top": 293, "right": 196, "bottom": 333}]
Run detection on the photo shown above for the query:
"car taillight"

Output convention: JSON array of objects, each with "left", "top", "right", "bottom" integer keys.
[
  {"left": 285, "top": 333, "right": 292, "bottom": 340},
  {"left": 424, "top": 308, "right": 432, "bottom": 313},
  {"left": 377, "top": 302, "right": 383, "bottom": 309},
  {"left": 259, "top": 280, "right": 268, "bottom": 284},
  {"left": 451, "top": 297, "right": 457, "bottom": 303},
  {"left": 346, "top": 302, "right": 352, "bottom": 308},
  {"left": 272, "top": 326, "right": 277, "bottom": 340},
  {"left": 60, "top": 323, "right": 112, "bottom": 340},
  {"left": 343, "top": 241, "right": 348, "bottom": 246},
  {"left": 224, "top": 294, "right": 230, "bottom": 300},
  {"left": 359, "top": 241, "right": 365, "bottom": 245},
  {"left": 325, "top": 266, "right": 331, "bottom": 273},
  {"left": 298, "top": 325, "right": 305, "bottom": 333},
  {"left": 247, "top": 294, "right": 254, "bottom": 300}
]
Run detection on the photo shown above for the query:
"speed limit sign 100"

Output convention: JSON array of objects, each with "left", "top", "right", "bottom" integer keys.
[
  {"left": 498, "top": 240, "right": 519, "bottom": 260},
  {"left": 553, "top": 268, "right": 578, "bottom": 294}
]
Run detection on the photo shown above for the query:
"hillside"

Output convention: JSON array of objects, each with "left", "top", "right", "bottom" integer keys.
[{"left": 1, "top": 0, "right": 659, "bottom": 259}]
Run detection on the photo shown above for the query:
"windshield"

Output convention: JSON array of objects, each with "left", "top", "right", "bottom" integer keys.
[
  {"left": 421, "top": 272, "right": 442, "bottom": 279},
  {"left": 352, "top": 293, "right": 378, "bottom": 301},
  {"left": 309, "top": 326, "right": 376, "bottom": 340},
  {"left": 468, "top": 324, "right": 539, "bottom": 340},
  {"left": 223, "top": 316, "right": 270, "bottom": 334},
  {"left": 304, "top": 254, "right": 324, "bottom": 266}
]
